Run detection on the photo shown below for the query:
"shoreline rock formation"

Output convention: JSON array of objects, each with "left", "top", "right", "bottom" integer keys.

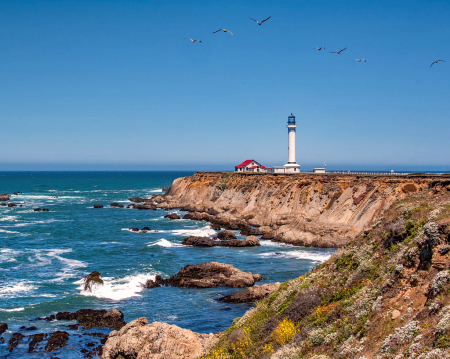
[
  {"left": 102, "top": 318, "right": 217, "bottom": 359},
  {"left": 144, "top": 262, "right": 262, "bottom": 288},
  {"left": 219, "top": 282, "right": 280, "bottom": 303},
  {"left": 150, "top": 172, "right": 443, "bottom": 248},
  {"left": 181, "top": 235, "right": 260, "bottom": 247}
]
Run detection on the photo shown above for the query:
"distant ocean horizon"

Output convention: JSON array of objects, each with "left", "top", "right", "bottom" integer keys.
[{"left": 0, "top": 171, "right": 336, "bottom": 358}]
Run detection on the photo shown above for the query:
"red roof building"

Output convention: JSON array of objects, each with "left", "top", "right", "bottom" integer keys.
[{"left": 235, "top": 160, "right": 266, "bottom": 173}]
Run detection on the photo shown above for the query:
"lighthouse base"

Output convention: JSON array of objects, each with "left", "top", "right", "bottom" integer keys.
[{"left": 283, "top": 163, "right": 301, "bottom": 173}]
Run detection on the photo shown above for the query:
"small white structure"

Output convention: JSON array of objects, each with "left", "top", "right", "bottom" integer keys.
[
  {"left": 313, "top": 162, "right": 327, "bottom": 174},
  {"left": 235, "top": 159, "right": 266, "bottom": 173}
]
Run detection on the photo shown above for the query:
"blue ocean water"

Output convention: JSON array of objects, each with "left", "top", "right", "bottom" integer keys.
[{"left": 0, "top": 171, "right": 336, "bottom": 358}]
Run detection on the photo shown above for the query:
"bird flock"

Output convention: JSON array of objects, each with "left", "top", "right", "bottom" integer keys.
[{"left": 184, "top": 16, "right": 445, "bottom": 68}]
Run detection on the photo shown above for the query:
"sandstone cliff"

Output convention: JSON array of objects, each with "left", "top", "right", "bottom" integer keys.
[{"left": 156, "top": 172, "right": 440, "bottom": 248}]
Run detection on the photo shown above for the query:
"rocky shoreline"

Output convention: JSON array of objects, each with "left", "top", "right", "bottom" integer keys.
[{"left": 144, "top": 172, "right": 446, "bottom": 248}]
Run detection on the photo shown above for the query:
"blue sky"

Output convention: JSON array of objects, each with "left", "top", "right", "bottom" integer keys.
[{"left": 1, "top": 0, "right": 449, "bottom": 171}]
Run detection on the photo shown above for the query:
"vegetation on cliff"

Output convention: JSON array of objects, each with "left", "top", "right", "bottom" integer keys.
[{"left": 199, "top": 179, "right": 450, "bottom": 358}]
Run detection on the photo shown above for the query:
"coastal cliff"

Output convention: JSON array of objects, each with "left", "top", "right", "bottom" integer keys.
[
  {"left": 197, "top": 177, "right": 450, "bottom": 359},
  {"left": 155, "top": 172, "right": 436, "bottom": 248}
]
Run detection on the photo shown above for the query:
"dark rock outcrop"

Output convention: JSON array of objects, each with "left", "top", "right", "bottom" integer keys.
[
  {"left": 110, "top": 203, "right": 120, "bottom": 207},
  {"left": 83, "top": 271, "right": 103, "bottom": 291},
  {"left": 132, "top": 203, "right": 156, "bottom": 210},
  {"left": 8, "top": 333, "right": 24, "bottom": 352},
  {"left": 129, "top": 197, "right": 147, "bottom": 203},
  {"left": 8, "top": 203, "right": 16, "bottom": 207},
  {"left": 144, "top": 262, "right": 262, "bottom": 288},
  {"left": 219, "top": 283, "right": 280, "bottom": 303},
  {"left": 164, "top": 213, "right": 181, "bottom": 220},
  {"left": 93, "top": 204, "right": 103, "bottom": 208},
  {"left": 0, "top": 193, "right": 9, "bottom": 201},
  {"left": 162, "top": 187, "right": 169, "bottom": 192},
  {"left": 182, "top": 236, "right": 260, "bottom": 247},
  {"left": 45, "top": 331, "right": 69, "bottom": 352},
  {"left": 0, "top": 323, "right": 7, "bottom": 334},
  {"left": 217, "top": 230, "right": 236, "bottom": 240},
  {"left": 28, "top": 333, "right": 47, "bottom": 353},
  {"left": 56, "top": 308, "right": 126, "bottom": 330},
  {"left": 34, "top": 208, "right": 42, "bottom": 212},
  {"left": 42, "top": 208, "right": 49, "bottom": 212},
  {"left": 240, "top": 227, "right": 270, "bottom": 236}
]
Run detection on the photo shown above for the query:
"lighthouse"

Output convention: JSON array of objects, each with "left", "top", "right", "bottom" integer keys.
[{"left": 283, "top": 113, "right": 301, "bottom": 173}]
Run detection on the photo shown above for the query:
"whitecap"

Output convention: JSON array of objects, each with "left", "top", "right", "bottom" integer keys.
[
  {"left": 77, "top": 273, "right": 156, "bottom": 301},
  {"left": 0, "top": 215, "right": 19, "bottom": 222},
  {"left": 0, "top": 282, "right": 37, "bottom": 298},
  {"left": 259, "top": 250, "right": 333, "bottom": 262},
  {"left": 0, "top": 229, "right": 20, "bottom": 234},
  {"left": 0, "top": 307, "right": 25, "bottom": 312},
  {"left": 147, "top": 239, "right": 183, "bottom": 248},
  {"left": 259, "top": 241, "right": 295, "bottom": 248},
  {"left": 170, "top": 225, "right": 216, "bottom": 238}
]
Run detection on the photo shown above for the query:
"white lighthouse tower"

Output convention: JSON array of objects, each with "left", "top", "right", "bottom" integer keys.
[{"left": 283, "top": 113, "right": 301, "bottom": 173}]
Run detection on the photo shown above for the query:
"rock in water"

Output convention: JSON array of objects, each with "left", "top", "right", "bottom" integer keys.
[
  {"left": 164, "top": 212, "right": 181, "bottom": 220},
  {"left": 182, "top": 236, "right": 260, "bottom": 247},
  {"left": 219, "top": 283, "right": 280, "bottom": 303},
  {"left": 0, "top": 323, "right": 7, "bottom": 334},
  {"left": 56, "top": 308, "right": 126, "bottom": 330},
  {"left": 217, "top": 230, "right": 236, "bottom": 240},
  {"left": 102, "top": 308, "right": 124, "bottom": 322},
  {"left": 7, "top": 203, "right": 16, "bottom": 207},
  {"left": 102, "top": 318, "right": 217, "bottom": 359},
  {"left": 83, "top": 271, "right": 104, "bottom": 292},
  {"left": 8, "top": 333, "right": 24, "bottom": 352},
  {"left": 0, "top": 193, "right": 10, "bottom": 201},
  {"left": 132, "top": 203, "right": 156, "bottom": 210},
  {"left": 28, "top": 333, "right": 47, "bottom": 353},
  {"left": 45, "top": 331, "right": 69, "bottom": 352},
  {"left": 93, "top": 204, "right": 103, "bottom": 208},
  {"left": 146, "top": 262, "right": 262, "bottom": 288},
  {"left": 128, "top": 197, "right": 147, "bottom": 203}
]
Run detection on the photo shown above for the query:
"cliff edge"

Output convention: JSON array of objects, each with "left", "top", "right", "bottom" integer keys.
[{"left": 155, "top": 172, "right": 443, "bottom": 248}]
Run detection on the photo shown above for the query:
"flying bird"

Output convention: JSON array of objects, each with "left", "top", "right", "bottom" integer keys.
[
  {"left": 213, "top": 29, "right": 234, "bottom": 36},
  {"left": 249, "top": 16, "right": 271, "bottom": 25},
  {"left": 354, "top": 59, "right": 366, "bottom": 62},
  {"left": 330, "top": 47, "right": 347, "bottom": 54},
  {"left": 184, "top": 38, "right": 201, "bottom": 43},
  {"left": 315, "top": 47, "right": 325, "bottom": 50},
  {"left": 430, "top": 60, "right": 444, "bottom": 67}
]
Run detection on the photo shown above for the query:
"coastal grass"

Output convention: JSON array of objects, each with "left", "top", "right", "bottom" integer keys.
[{"left": 201, "top": 183, "right": 450, "bottom": 358}]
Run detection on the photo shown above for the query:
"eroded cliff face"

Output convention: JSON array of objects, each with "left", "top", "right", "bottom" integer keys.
[{"left": 156, "top": 172, "right": 436, "bottom": 248}]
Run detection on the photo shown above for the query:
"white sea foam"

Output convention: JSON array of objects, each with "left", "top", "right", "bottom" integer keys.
[
  {"left": 15, "top": 195, "right": 83, "bottom": 200},
  {"left": 0, "top": 215, "right": 19, "bottom": 222},
  {"left": 77, "top": 273, "right": 156, "bottom": 301},
  {"left": 13, "top": 219, "right": 71, "bottom": 227},
  {"left": 0, "top": 282, "right": 37, "bottom": 298},
  {"left": 170, "top": 225, "right": 217, "bottom": 238},
  {"left": 0, "top": 307, "right": 25, "bottom": 312},
  {"left": 148, "top": 238, "right": 183, "bottom": 248},
  {"left": 259, "top": 250, "right": 333, "bottom": 262},
  {"left": 0, "top": 249, "right": 19, "bottom": 263},
  {"left": 0, "top": 229, "right": 20, "bottom": 234},
  {"left": 259, "top": 240, "right": 295, "bottom": 248}
]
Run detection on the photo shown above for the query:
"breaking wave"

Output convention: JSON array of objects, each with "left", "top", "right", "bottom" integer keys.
[{"left": 77, "top": 273, "right": 156, "bottom": 301}]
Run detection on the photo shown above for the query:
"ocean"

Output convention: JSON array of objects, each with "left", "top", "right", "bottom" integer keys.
[{"left": 0, "top": 171, "right": 336, "bottom": 358}]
